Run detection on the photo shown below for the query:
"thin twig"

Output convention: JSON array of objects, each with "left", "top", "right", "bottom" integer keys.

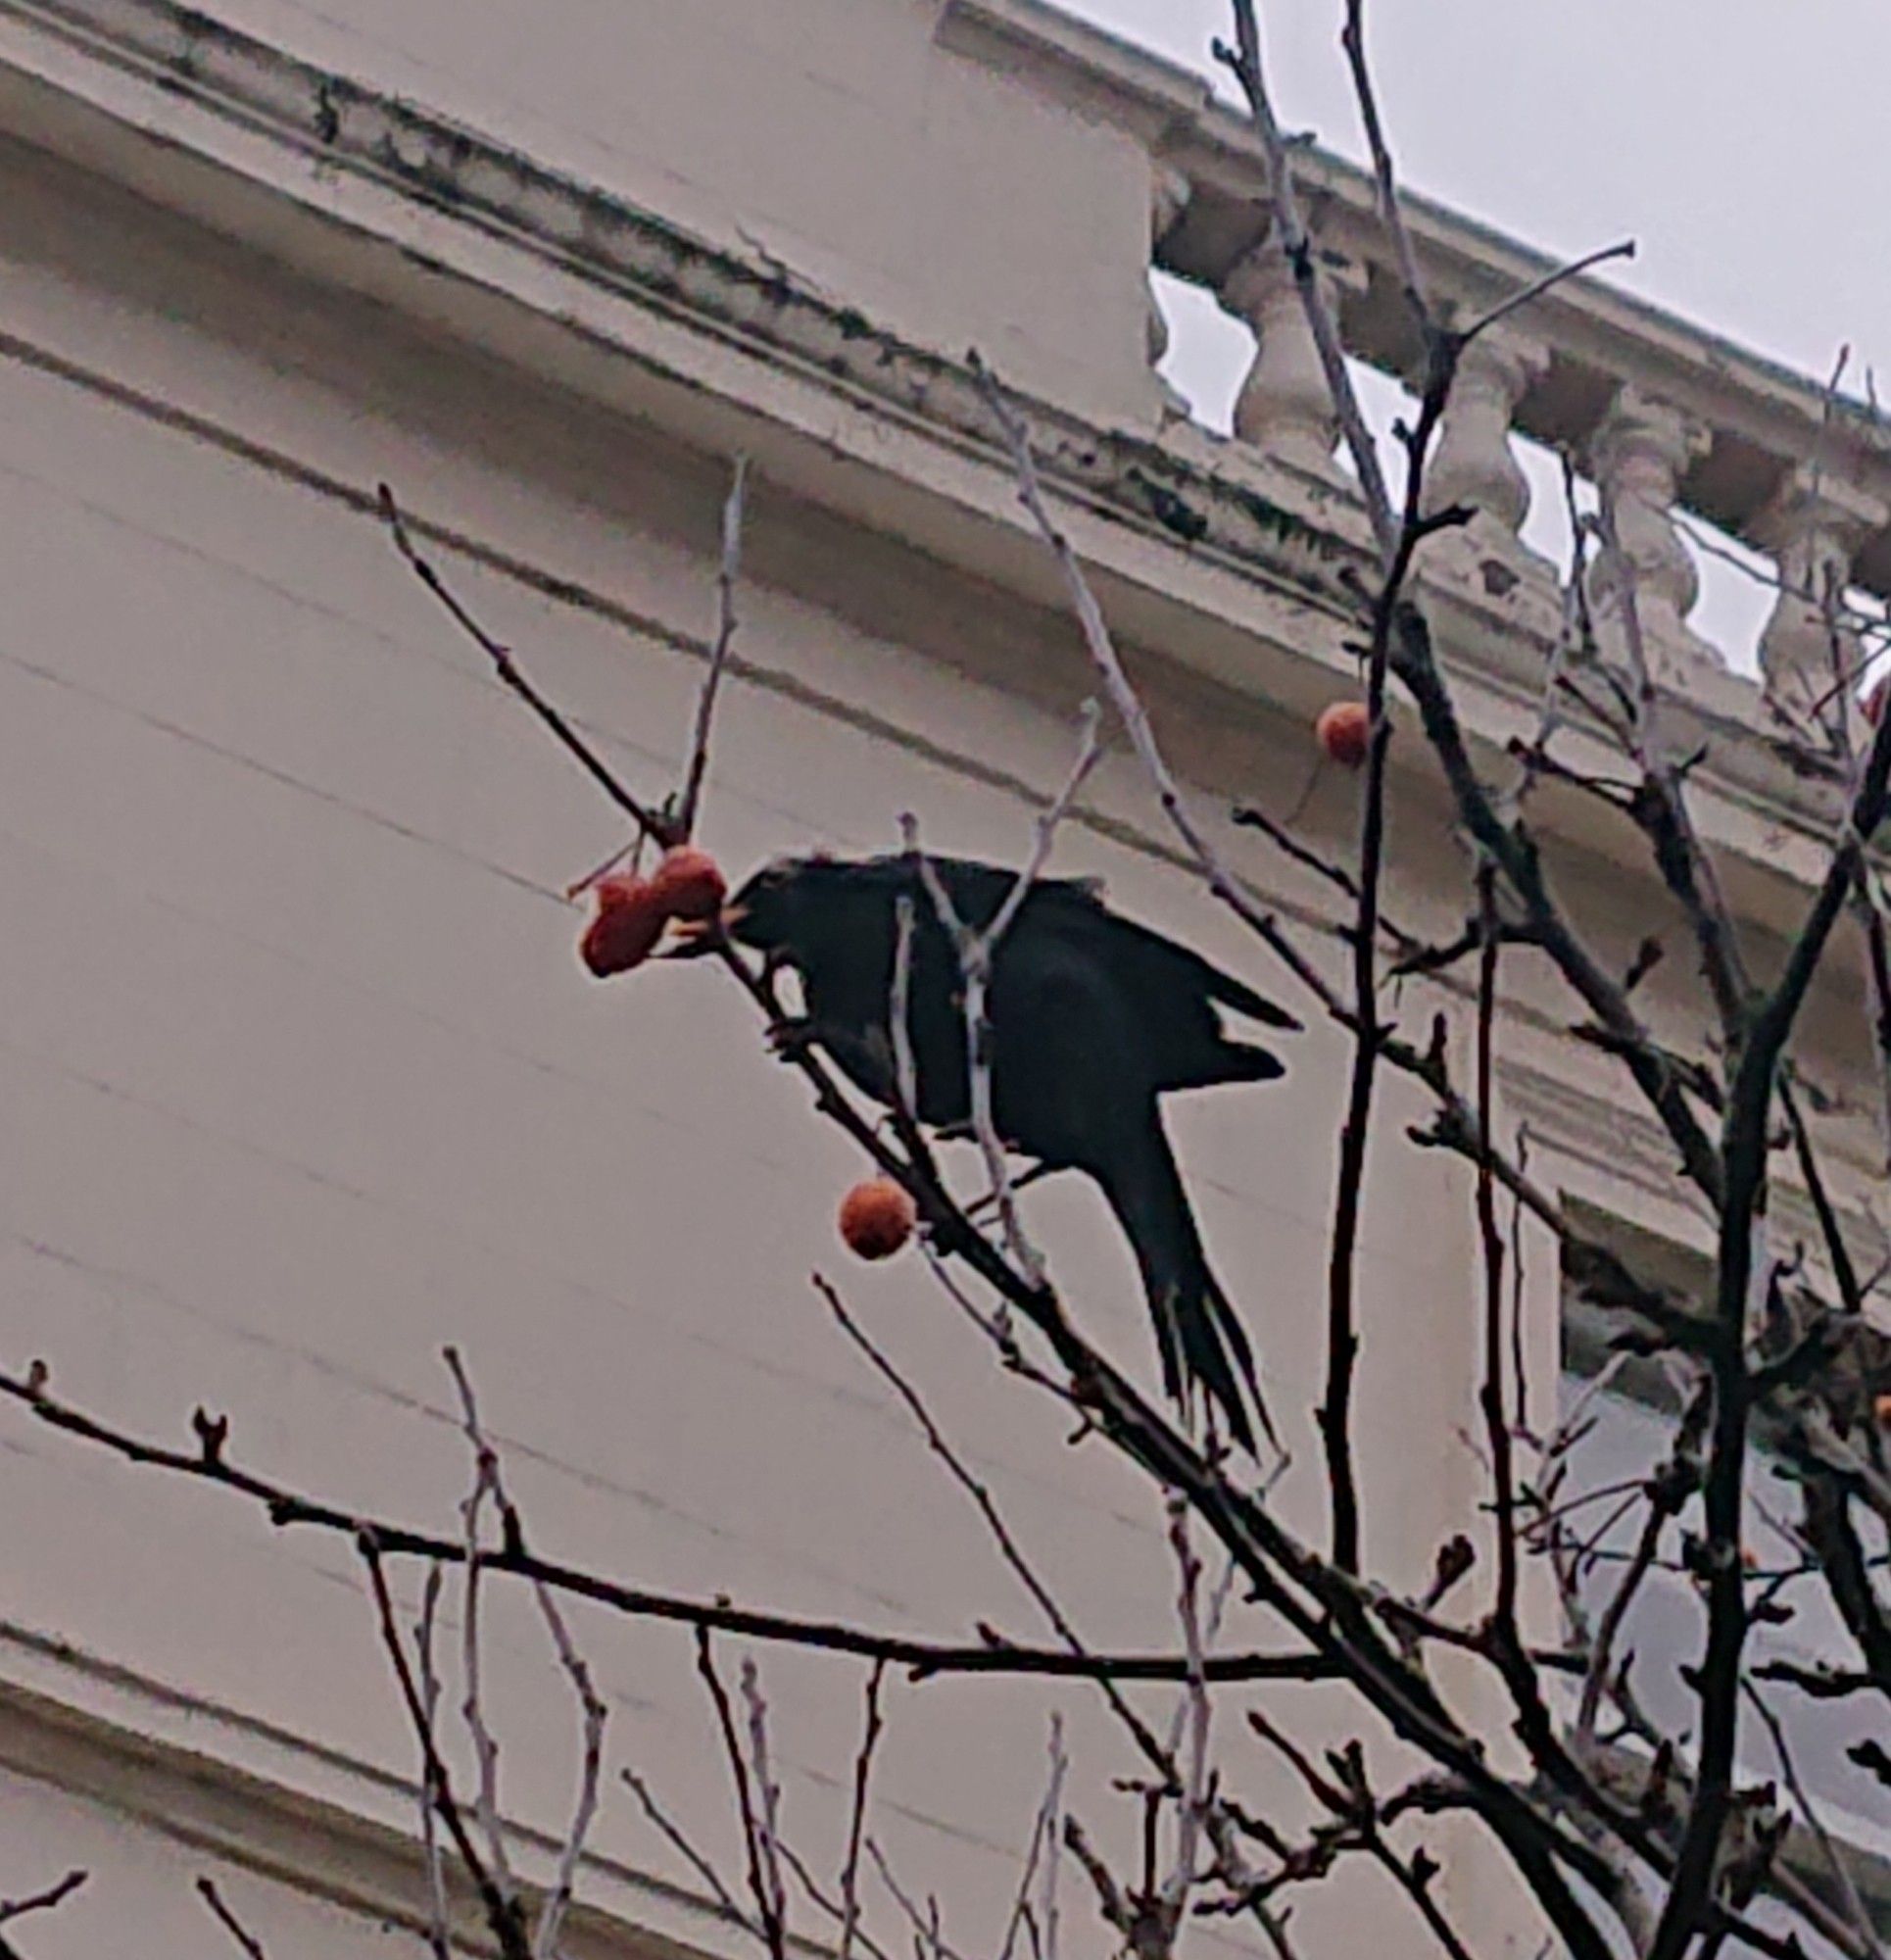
[
  {"left": 676, "top": 456, "right": 751, "bottom": 840},
  {"left": 0, "top": 1869, "right": 86, "bottom": 1960},
  {"left": 838, "top": 1660, "right": 887, "bottom": 1960},
  {"left": 1159, "top": 1501, "right": 1213, "bottom": 1920},
  {"left": 196, "top": 1879, "right": 268, "bottom": 1960},
  {"left": 1041, "top": 1727, "right": 1066, "bottom": 1960},
  {"left": 776, "top": 1842, "right": 897, "bottom": 1960},
  {"left": 0, "top": 1873, "right": 86, "bottom": 1928},
  {"left": 866, "top": 1842, "right": 971, "bottom": 1960},
  {"left": 378, "top": 484, "right": 674, "bottom": 846},
  {"left": 440, "top": 1351, "right": 609, "bottom": 1960},
  {"left": 1462, "top": 242, "right": 1637, "bottom": 344},
  {"left": 1745, "top": 1683, "right": 1886, "bottom": 1957},
  {"left": 451, "top": 1364, "right": 516, "bottom": 1912},
  {"left": 697, "top": 1633, "right": 787, "bottom": 1960},
  {"left": 740, "top": 1661, "right": 791, "bottom": 1956},
  {"left": 414, "top": 1560, "right": 453, "bottom": 1960},
  {"left": 1338, "top": 0, "right": 1430, "bottom": 331},
  {"left": 1215, "top": 2, "right": 1397, "bottom": 560},
  {"left": 620, "top": 1766, "right": 762, "bottom": 1939},
  {"left": 359, "top": 1536, "right": 529, "bottom": 1957},
  {"left": 999, "top": 1716, "right": 1067, "bottom": 1960}
]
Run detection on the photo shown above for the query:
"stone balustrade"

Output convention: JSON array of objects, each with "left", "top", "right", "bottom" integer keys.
[{"left": 1146, "top": 98, "right": 1891, "bottom": 718}]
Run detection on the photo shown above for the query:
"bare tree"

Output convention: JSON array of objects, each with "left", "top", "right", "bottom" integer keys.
[{"left": 3, "top": 7, "right": 1890, "bottom": 1959}]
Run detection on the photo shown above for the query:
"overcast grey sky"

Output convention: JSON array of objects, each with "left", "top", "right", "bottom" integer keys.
[
  {"left": 1067, "top": 0, "right": 1889, "bottom": 383},
  {"left": 1056, "top": 0, "right": 1891, "bottom": 661}
]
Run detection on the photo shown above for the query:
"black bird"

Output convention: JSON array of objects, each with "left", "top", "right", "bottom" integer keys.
[{"left": 704, "top": 852, "right": 1297, "bottom": 1452}]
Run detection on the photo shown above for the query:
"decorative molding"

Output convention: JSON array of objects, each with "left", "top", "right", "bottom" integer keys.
[
  {"left": 1498, "top": 1058, "right": 1886, "bottom": 1303},
  {"left": 0, "top": 1622, "right": 743, "bottom": 1960},
  {"left": 0, "top": 0, "right": 1370, "bottom": 593}
]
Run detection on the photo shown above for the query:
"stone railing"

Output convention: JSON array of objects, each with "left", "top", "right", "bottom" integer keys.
[{"left": 1149, "top": 111, "right": 1891, "bottom": 730}]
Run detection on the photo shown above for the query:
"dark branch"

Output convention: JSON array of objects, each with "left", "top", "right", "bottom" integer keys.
[{"left": 0, "top": 1362, "right": 1331, "bottom": 1688}]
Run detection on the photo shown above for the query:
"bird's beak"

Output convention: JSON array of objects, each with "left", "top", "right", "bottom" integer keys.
[{"left": 658, "top": 905, "right": 748, "bottom": 958}]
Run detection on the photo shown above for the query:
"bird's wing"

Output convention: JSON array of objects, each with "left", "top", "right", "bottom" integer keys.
[
  {"left": 986, "top": 935, "right": 1138, "bottom": 1160},
  {"left": 1014, "top": 882, "right": 1299, "bottom": 1034},
  {"left": 1002, "top": 897, "right": 1291, "bottom": 1102},
  {"left": 866, "top": 855, "right": 1297, "bottom": 1050},
  {"left": 1116, "top": 917, "right": 1301, "bottom": 1032}
]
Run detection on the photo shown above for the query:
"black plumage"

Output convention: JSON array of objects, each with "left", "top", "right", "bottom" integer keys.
[{"left": 720, "top": 852, "right": 1297, "bottom": 1452}]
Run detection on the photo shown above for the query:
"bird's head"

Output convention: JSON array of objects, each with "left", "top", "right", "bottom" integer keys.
[
  {"left": 664, "top": 850, "right": 862, "bottom": 964},
  {"left": 721, "top": 853, "right": 832, "bottom": 956}
]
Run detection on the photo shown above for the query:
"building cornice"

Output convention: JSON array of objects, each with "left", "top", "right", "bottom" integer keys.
[
  {"left": 0, "top": 1621, "right": 747, "bottom": 1960},
  {"left": 0, "top": 0, "right": 1866, "bottom": 948}
]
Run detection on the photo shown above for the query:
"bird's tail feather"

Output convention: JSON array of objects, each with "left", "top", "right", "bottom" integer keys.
[
  {"left": 1162, "top": 1043, "right": 1285, "bottom": 1095},
  {"left": 1091, "top": 1120, "right": 1273, "bottom": 1456}
]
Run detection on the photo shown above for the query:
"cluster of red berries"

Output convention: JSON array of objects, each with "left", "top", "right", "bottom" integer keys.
[{"left": 578, "top": 847, "right": 727, "bottom": 977}]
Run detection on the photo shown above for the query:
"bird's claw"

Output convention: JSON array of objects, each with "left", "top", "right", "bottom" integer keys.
[{"left": 765, "top": 1016, "right": 820, "bottom": 1060}]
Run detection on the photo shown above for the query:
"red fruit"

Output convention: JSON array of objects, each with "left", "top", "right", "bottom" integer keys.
[
  {"left": 1875, "top": 1392, "right": 1891, "bottom": 1426},
  {"left": 579, "top": 874, "right": 667, "bottom": 977},
  {"left": 839, "top": 1178, "right": 917, "bottom": 1260},
  {"left": 1317, "top": 700, "right": 1373, "bottom": 767},
  {"left": 1865, "top": 681, "right": 1888, "bottom": 728},
  {"left": 648, "top": 846, "right": 728, "bottom": 923}
]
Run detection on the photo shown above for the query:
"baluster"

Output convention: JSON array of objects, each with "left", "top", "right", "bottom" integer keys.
[
  {"left": 1753, "top": 467, "right": 1886, "bottom": 733},
  {"left": 1147, "top": 168, "right": 1188, "bottom": 368},
  {"left": 1146, "top": 168, "right": 1191, "bottom": 419},
  {"left": 1422, "top": 326, "right": 1548, "bottom": 541},
  {"left": 1586, "top": 388, "right": 1712, "bottom": 677},
  {"left": 1220, "top": 240, "right": 1357, "bottom": 479}
]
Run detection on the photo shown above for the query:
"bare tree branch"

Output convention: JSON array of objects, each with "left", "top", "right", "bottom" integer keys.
[
  {"left": 838, "top": 1660, "right": 887, "bottom": 1960},
  {"left": 379, "top": 483, "right": 677, "bottom": 848},
  {"left": 621, "top": 1766, "right": 761, "bottom": 1941},
  {"left": 196, "top": 1878, "right": 268, "bottom": 1960},
  {"left": 675, "top": 456, "right": 752, "bottom": 841},
  {"left": 0, "top": 1871, "right": 86, "bottom": 1960},
  {"left": 999, "top": 1716, "right": 1066, "bottom": 1960},
  {"left": 0, "top": 1359, "right": 1332, "bottom": 1688},
  {"left": 697, "top": 1632, "right": 788, "bottom": 1960},
  {"left": 413, "top": 1560, "right": 454, "bottom": 1960},
  {"left": 1213, "top": 2, "right": 1398, "bottom": 559}
]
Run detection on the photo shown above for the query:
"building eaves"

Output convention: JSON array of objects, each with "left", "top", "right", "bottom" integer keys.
[{"left": 0, "top": 0, "right": 1865, "bottom": 939}]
